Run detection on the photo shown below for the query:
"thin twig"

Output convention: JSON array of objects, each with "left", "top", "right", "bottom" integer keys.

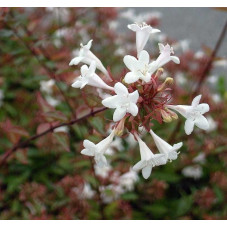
[
  {"left": 0, "top": 107, "right": 107, "bottom": 166},
  {"left": 192, "top": 19, "right": 227, "bottom": 96}
]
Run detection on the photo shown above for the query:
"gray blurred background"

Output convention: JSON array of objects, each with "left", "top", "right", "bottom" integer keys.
[{"left": 120, "top": 7, "right": 227, "bottom": 58}]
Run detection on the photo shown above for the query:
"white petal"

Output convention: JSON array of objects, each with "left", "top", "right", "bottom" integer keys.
[
  {"left": 170, "top": 56, "right": 180, "bottom": 64},
  {"left": 96, "top": 130, "right": 115, "bottom": 154},
  {"left": 158, "top": 43, "right": 165, "bottom": 52},
  {"left": 150, "top": 129, "right": 172, "bottom": 155},
  {"left": 149, "top": 60, "right": 159, "bottom": 71},
  {"left": 192, "top": 95, "right": 202, "bottom": 107},
  {"left": 133, "top": 160, "right": 146, "bottom": 171},
  {"left": 142, "top": 165, "right": 152, "bottom": 179},
  {"left": 81, "top": 148, "right": 95, "bottom": 157},
  {"left": 114, "top": 82, "right": 128, "bottom": 96},
  {"left": 84, "top": 39, "right": 93, "bottom": 49},
  {"left": 151, "top": 154, "right": 167, "bottom": 166},
  {"left": 141, "top": 26, "right": 154, "bottom": 33},
  {"left": 196, "top": 103, "right": 210, "bottom": 114},
  {"left": 168, "top": 151, "right": 178, "bottom": 160},
  {"left": 83, "top": 140, "right": 96, "bottom": 150},
  {"left": 95, "top": 154, "right": 107, "bottom": 168},
  {"left": 128, "top": 103, "right": 138, "bottom": 116},
  {"left": 127, "top": 24, "right": 140, "bottom": 32},
  {"left": 69, "top": 56, "right": 84, "bottom": 66},
  {"left": 185, "top": 118, "right": 195, "bottom": 135},
  {"left": 102, "top": 95, "right": 120, "bottom": 109},
  {"left": 136, "top": 31, "right": 150, "bottom": 55},
  {"left": 123, "top": 55, "right": 138, "bottom": 71},
  {"left": 195, "top": 115, "right": 209, "bottom": 130},
  {"left": 129, "top": 90, "right": 139, "bottom": 103},
  {"left": 136, "top": 135, "right": 154, "bottom": 161},
  {"left": 88, "top": 61, "right": 96, "bottom": 75},
  {"left": 173, "top": 142, "right": 183, "bottom": 150},
  {"left": 71, "top": 80, "right": 83, "bottom": 88},
  {"left": 138, "top": 50, "right": 150, "bottom": 65},
  {"left": 88, "top": 73, "right": 114, "bottom": 91},
  {"left": 151, "top": 28, "right": 161, "bottom": 33},
  {"left": 113, "top": 107, "right": 127, "bottom": 122},
  {"left": 81, "top": 65, "right": 89, "bottom": 75},
  {"left": 124, "top": 72, "right": 140, "bottom": 84}
]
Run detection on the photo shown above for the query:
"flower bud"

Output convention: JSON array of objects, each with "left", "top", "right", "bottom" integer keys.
[
  {"left": 157, "top": 77, "right": 174, "bottom": 92},
  {"left": 154, "top": 68, "right": 164, "bottom": 80},
  {"left": 115, "top": 116, "right": 127, "bottom": 136},
  {"left": 160, "top": 109, "right": 172, "bottom": 123},
  {"left": 167, "top": 109, "right": 178, "bottom": 120}
]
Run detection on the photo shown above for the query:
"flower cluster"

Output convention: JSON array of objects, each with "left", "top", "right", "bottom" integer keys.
[{"left": 69, "top": 22, "right": 210, "bottom": 179}]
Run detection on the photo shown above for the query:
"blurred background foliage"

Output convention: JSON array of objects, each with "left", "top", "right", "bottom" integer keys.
[{"left": 0, "top": 8, "right": 227, "bottom": 220}]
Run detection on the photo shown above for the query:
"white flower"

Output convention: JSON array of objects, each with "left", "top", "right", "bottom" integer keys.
[
  {"left": 69, "top": 39, "right": 109, "bottom": 78},
  {"left": 40, "top": 79, "right": 55, "bottom": 94},
  {"left": 167, "top": 95, "right": 210, "bottom": 135},
  {"left": 128, "top": 22, "right": 160, "bottom": 55},
  {"left": 175, "top": 72, "right": 187, "bottom": 86},
  {"left": 73, "top": 182, "right": 95, "bottom": 199},
  {"left": 94, "top": 164, "right": 112, "bottom": 178},
  {"left": 133, "top": 134, "right": 167, "bottom": 179},
  {"left": 182, "top": 165, "right": 203, "bottom": 180},
  {"left": 81, "top": 129, "right": 115, "bottom": 167},
  {"left": 100, "top": 184, "right": 124, "bottom": 204},
  {"left": 102, "top": 82, "right": 139, "bottom": 122},
  {"left": 193, "top": 152, "right": 206, "bottom": 164},
  {"left": 206, "top": 116, "right": 217, "bottom": 132},
  {"left": 45, "top": 96, "right": 60, "bottom": 107},
  {"left": 123, "top": 50, "right": 152, "bottom": 83},
  {"left": 71, "top": 61, "right": 113, "bottom": 91},
  {"left": 149, "top": 43, "right": 180, "bottom": 75},
  {"left": 150, "top": 129, "right": 183, "bottom": 161},
  {"left": 106, "top": 137, "right": 124, "bottom": 155},
  {"left": 118, "top": 168, "right": 138, "bottom": 191},
  {"left": 211, "top": 93, "right": 221, "bottom": 103}
]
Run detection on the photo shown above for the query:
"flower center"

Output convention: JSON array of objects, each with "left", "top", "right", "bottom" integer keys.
[{"left": 188, "top": 110, "right": 201, "bottom": 121}]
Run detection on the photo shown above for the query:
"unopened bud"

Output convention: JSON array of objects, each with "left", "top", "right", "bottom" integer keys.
[
  {"left": 154, "top": 68, "right": 164, "bottom": 80},
  {"left": 160, "top": 109, "right": 172, "bottom": 123},
  {"left": 166, "top": 108, "right": 178, "bottom": 120},
  {"left": 157, "top": 77, "right": 174, "bottom": 92},
  {"left": 115, "top": 116, "right": 126, "bottom": 136}
]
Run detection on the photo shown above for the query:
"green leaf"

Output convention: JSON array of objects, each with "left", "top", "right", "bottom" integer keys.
[
  {"left": 104, "top": 201, "right": 118, "bottom": 219},
  {"left": 6, "top": 171, "right": 30, "bottom": 193},
  {"left": 152, "top": 171, "right": 181, "bottom": 183},
  {"left": 143, "top": 203, "right": 168, "bottom": 218},
  {"left": 89, "top": 117, "right": 104, "bottom": 134},
  {"left": 174, "top": 195, "right": 194, "bottom": 217},
  {"left": 53, "top": 132, "right": 70, "bottom": 152},
  {"left": 121, "top": 192, "right": 138, "bottom": 201}
]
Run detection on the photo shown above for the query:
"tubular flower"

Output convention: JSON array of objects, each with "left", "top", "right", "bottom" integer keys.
[
  {"left": 133, "top": 134, "right": 167, "bottom": 179},
  {"left": 71, "top": 61, "right": 114, "bottom": 91},
  {"left": 166, "top": 95, "right": 210, "bottom": 135},
  {"left": 128, "top": 22, "right": 160, "bottom": 55},
  {"left": 102, "top": 82, "right": 139, "bottom": 122},
  {"left": 81, "top": 129, "right": 115, "bottom": 168},
  {"left": 69, "top": 40, "right": 110, "bottom": 78},
  {"left": 149, "top": 43, "right": 180, "bottom": 75},
  {"left": 123, "top": 50, "right": 152, "bottom": 83},
  {"left": 150, "top": 129, "right": 183, "bottom": 161}
]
